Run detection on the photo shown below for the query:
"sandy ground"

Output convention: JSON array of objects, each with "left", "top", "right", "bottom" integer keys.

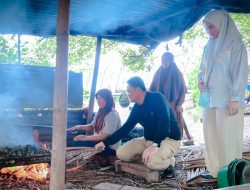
[{"left": 184, "top": 109, "right": 250, "bottom": 151}]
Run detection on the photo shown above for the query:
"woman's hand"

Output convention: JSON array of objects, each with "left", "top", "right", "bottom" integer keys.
[
  {"left": 73, "top": 135, "right": 88, "bottom": 141},
  {"left": 198, "top": 80, "right": 206, "bottom": 92},
  {"left": 229, "top": 101, "right": 239, "bottom": 116},
  {"left": 67, "top": 125, "right": 81, "bottom": 134}
]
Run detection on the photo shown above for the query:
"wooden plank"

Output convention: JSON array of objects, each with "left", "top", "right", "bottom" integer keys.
[
  {"left": 115, "top": 160, "right": 160, "bottom": 183},
  {"left": 49, "top": 0, "right": 70, "bottom": 189},
  {"left": 116, "top": 160, "right": 151, "bottom": 172},
  {"left": 120, "top": 165, "right": 149, "bottom": 178}
]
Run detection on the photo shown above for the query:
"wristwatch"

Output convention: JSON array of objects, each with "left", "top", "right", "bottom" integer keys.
[{"left": 152, "top": 143, "right": 158, "bottom": 147}]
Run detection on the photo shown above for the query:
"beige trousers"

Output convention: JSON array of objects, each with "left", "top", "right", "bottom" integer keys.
[
  {"left": 116, "top": 137, "right": 180, "bottom": 170},
  {"left": 202, "top": 108, "right": 244, "bottom": 177}
]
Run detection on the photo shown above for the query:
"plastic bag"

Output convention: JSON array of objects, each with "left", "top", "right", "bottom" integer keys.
[{"left": 198, "top": 90, "right": 210, "bottom": 108}]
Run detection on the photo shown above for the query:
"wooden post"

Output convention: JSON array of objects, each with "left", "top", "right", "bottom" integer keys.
[
  {"left": 87, "top": 37, "right": 102, "bottom": 124},
  {"left": 183, "top": 120, "right": 192, "bottom": 140},
  {"left": 50, "top": 0, "right": 70, "bottom": 189},
  {"left": 17, "top": 34, "right": 21, "bottom": 64}
]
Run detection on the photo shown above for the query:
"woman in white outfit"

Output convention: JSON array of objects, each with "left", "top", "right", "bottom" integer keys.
[{"left": 198, "top": 10, "right": 248, "bottom": 178}]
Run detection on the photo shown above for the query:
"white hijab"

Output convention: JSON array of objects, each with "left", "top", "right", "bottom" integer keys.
[{"left": 202, "top": 10, "right": 243, "bottom": 84}]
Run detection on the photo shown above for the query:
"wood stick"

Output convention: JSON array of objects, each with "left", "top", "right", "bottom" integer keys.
[
  {"left": 183, "top": 119, "right": 192, "bottom": 140},
  {"left": 49, "top": 0, "right": 70, "bottom": 189},
  {"left": 183, "top": 165, "right": 206, "bottom": 170}
]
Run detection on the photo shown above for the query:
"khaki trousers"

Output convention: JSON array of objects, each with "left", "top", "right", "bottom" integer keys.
[
  {"left": 116, "top": 137, "right": 180, "bottom": 170},
  {"left": 202, "top": 108, "right": 244, "bottom": 177}
]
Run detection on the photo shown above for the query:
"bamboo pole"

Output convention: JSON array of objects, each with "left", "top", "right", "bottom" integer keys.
[
  {"left": 50, "top": 0, "right": 70, "bottom": 189},
  {"left": 87, "top": 37, "right": 102, "bottom": 124}
]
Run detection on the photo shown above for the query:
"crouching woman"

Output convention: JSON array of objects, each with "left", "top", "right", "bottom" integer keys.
[{"left": 68, "top": 89, "right": 121, "bottom": 158}]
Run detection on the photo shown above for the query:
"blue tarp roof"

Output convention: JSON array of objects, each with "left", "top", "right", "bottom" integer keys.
[{"left": 0, "top": 0, "right": 250, "bottom": 48}]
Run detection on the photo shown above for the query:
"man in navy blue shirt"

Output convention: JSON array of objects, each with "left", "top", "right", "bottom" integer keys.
[{"left": 95, "top": 76, "right": 181, "bottom": 172}]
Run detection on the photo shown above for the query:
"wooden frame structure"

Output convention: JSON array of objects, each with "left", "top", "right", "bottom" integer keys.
[
  {"left": 50, "top": 0, "right": 70, "bottom": 189},
  {"left": 1, "top": 1, "right": 249, "bottom": 189}
]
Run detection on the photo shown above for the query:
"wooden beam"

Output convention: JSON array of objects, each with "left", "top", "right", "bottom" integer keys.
[
  {"left": 87, "top": 37, "right": 102, "bottom": 124},
  {"left": 49, "top": 0, "right": 70, "bottom": 189}
]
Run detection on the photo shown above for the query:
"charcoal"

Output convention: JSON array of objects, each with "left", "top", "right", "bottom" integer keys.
[
  {"left": 3, "top": 147, "right": 11, "bottom": 154},
  {"left": 0, "top": 145, "right": 51, "bottom": 168},
  {"left": 4, "top": 160, "right": 15, "bottom": 165},
  {"left": 11, "top": 152, "right": 17, "bottom": 157},
  {"left": 17, "top": 150, "right": 22, "bottom": 157},
  {"left": 6, "top": 149, "right": 16, "bottom": 157},
  {"left": 0, "top": 144, "right": 50, "bottom": 159}
]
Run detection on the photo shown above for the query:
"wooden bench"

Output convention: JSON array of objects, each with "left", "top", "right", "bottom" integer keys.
[{"left": 115, "top": 160, "right": 160, "bottom": 183}]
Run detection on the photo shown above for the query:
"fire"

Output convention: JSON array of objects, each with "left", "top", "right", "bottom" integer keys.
[{"left": 0, "top": 163, "right": 50, "bottom": 182}]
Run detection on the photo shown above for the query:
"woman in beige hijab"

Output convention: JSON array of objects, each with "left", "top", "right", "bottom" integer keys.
[{"left": 198, "top": 10, "right": 248, "bottom": 178}]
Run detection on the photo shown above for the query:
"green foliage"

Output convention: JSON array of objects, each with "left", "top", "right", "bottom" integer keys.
[
  {"left": 0, "top": 35, "right": 17, "bottom": 64},
  {"left": 0, "top": 35, "right": 155, "bottom": 72},
  {"left": 22, "top": 36, "right": 96, "bottom": 68},
  {"left": 187, "top": 64, "right": 200, "bottom": 106},
  {"left": 118, "top": 45, "right": 155, "bottom": 72},
  {"left": 231, "top": 13, "right": 250, "bottom": 48},
  {"left": 183, "top": 22, "right": 207, "bottom": 42},
  {"left": 22, "top": 37, "right": 56, "bottom": 66}
]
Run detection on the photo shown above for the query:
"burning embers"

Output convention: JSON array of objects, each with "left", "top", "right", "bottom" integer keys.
[
  {"left": 0, "top": 145, "right": 51, "bottom": 184},
  {"left": 0, "top": 163, "right": 50, "bottom": 182}
]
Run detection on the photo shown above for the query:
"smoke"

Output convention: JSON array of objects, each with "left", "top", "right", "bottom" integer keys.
[
  {"left": 1, "top": 0, "right": 165, "bottom": 37},
  {"left": 0, "top": 122, "right": 35, "bottom": 147},
  {"left": 0, "top": 63, "right": 82, "bottom": 147},
  {"left": 0, "top": 96, "right": 35, "bottom": 147},
  {"left": 0, "top": 64, "right": 50, "bottom": 147},
  {"left": 70, "top": 0, "right": 165, "bottom": 35},
  {"left": 0, "top": 0, "right": 57, "bottom": 36}
]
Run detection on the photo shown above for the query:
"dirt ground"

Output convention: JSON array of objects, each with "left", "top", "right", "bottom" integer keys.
[
  {"left": 1, "top": 105, "right": 249, "bottom": 190},
  {"left": 184, "top": 111, "right": 250, "bottom": 152}
]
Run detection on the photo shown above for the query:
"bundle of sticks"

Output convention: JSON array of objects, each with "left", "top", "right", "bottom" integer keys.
[{"left": 66, "top": 147, "right": 103, "bottom": 165}]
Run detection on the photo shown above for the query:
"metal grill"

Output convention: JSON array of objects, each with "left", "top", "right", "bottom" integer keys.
[{"left": 0, "top": 155, "right": 51, "bottom": 168}]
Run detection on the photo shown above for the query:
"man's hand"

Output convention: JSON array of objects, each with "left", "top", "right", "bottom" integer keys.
[
  {"left": 142, "top": 146, "right": 159, "bottom": 164},
  {"left": 229, "top": 101, "right": 239, "bottom": 116},
  {"left": 73, "top": 135, "right": 88, "bottom": 141},
  {"left": 176, "top": 106, "right": 182, "bottom": 112},
  {"left": 95, "top": 142, "right": 105, "bottom": 151},
  {"left": 198, "top": 80, "right": 205, "bottom": 92}
]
